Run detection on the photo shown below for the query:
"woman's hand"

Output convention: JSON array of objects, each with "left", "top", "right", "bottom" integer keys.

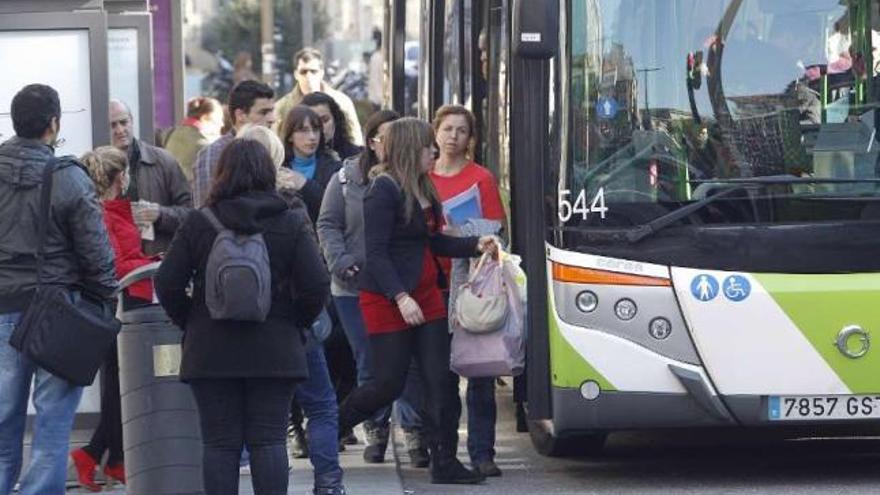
[
  {"left": 395, "top": 293, "right": 425, "bottom": 326},
  {"left": 477, "top": 235, "right": 500, "bottom": 256}
]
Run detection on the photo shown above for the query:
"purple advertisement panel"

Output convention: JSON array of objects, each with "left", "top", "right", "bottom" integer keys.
[{"left": 151, "top": 0, "right": 173, "bottom": 128}]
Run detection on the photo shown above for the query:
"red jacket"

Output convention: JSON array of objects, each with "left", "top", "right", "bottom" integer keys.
[{"left": 103, "top": 199, "right": 156, "bottom": 301}]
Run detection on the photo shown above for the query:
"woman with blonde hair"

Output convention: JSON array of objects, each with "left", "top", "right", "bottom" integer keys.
[
  {"left": 71, "top": 146, "right": 156, "bottom": 491},
  {"left": 338, "top": 117, "right": 496, "bottom": 485}
]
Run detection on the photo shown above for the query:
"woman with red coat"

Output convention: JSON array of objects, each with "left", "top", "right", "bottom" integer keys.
[{"left": 70, "top": 146, "right": 156, "bottom": 491}]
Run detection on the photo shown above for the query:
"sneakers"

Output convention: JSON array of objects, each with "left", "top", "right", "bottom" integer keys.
[
  {"left": 288, "top": 424, "right": 309, "bottom": 459},
  {"left": 475, "top": 460, "right": 502, "bottom": 477},
  {"left": 362, "top": 422, "right": 389, "bottom": 463},
  {"left": 430, "top": 456, "right": 485, "bottom": 485},
  {"left": 403, "top": 428, "right": 429, "bottom": 468},
  {"left": 103, "top": 463, "right": 127, "bottom": 484},
  {"left": 70, "top": 448, "right": 101, "bottom": 492}
]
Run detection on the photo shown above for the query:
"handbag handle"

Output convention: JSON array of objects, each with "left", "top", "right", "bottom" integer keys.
[{"left": 34, "top": 157, "right": 60, "bottom": 287}]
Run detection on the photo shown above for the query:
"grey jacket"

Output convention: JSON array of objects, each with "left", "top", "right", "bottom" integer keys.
[
  {"left": 127, "top": 139, "right": 192, "bottom": 256},
  {"left": 316, "top": 158, "right": 366, "bottom": 297},
  {"left": 0, "top": 137, "right": 118, "bottom": 311}
]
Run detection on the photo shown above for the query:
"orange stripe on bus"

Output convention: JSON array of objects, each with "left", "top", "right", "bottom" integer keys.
[{"left": 551, "top": 262, "right": 671, "bottom": 287}]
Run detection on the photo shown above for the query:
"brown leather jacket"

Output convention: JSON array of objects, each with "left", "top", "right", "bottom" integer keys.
[{"left": 128, "top": 140, "right": 193, "bottom": 256}]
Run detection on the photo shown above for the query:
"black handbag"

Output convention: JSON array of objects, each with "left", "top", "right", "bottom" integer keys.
[{"left": 8, "top": 157, "right": 121, "bottom": 386}]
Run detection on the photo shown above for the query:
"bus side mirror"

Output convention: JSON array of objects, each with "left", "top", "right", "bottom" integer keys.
[{"left": 512, "top": 0, "right": 559, "bottom": 59}]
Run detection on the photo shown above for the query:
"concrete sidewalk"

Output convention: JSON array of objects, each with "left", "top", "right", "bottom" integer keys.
[{"left": 67, "top": 424, "right": 406, "bottom": 494}]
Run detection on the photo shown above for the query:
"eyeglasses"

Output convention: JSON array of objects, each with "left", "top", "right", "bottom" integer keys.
[{"left": 371, "top": 136, "right": 383, "bottom": 145}]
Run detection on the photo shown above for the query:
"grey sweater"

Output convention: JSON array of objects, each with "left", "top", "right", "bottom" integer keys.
[{"left": 316, "top": 158, "right": 367, "bottom": 297}]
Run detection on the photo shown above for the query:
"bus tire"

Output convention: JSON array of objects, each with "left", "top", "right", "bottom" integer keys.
[{"left": 528, "top": 421, "right": 607, "bottom": 458}]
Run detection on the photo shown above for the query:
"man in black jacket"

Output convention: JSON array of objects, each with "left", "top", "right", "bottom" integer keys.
[{"left": 0, "top": 84, "right": 118, "bottom": 495}]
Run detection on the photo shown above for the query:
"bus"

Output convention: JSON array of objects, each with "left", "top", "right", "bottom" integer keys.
[{"left": 386, "top": 0, "right": 880, "bottom": 456}]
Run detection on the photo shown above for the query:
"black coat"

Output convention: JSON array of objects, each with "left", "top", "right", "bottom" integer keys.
[
  {"left": 360, "top": 175, "right": 480, "bottom": 300},
  {"left": 155, "top": 191, "right": 329, "bottom": 381}
]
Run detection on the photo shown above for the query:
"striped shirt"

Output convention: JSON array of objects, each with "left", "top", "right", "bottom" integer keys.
[{"left": 191, "top": 132, "right": 234, "bottom": 208}]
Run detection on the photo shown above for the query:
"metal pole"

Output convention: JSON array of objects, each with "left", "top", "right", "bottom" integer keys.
[
  {"left": 302, "top": 0, "right": 314, "bottom": 46},
  {"left": 260, "top": 0, "right": 275, "bottom": 86}
]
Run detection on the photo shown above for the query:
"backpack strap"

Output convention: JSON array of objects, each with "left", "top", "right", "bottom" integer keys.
[{"left": 201, "top": 207, "right": 226, "bottom": 233}]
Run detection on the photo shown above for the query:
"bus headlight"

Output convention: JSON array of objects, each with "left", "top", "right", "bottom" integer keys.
[
  {"left": 614, "top": 298, "right": 637, "bottom": 321},
  {"left": 575, "top": 290, "right": 598, "bottom": 313},
  {"left": 649, "top": 317, "right": 672, "bottom": 340}
]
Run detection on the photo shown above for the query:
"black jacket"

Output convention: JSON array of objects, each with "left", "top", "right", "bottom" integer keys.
[
  {"left": 154, "top": 191, "right": 329, "bottom": 381},
  {"left": 296, "top": 151, "right": 342, "bottom": 222},
  {"left": 360, "top": 175, "right": 479, "bottom": 300},
  {"left": 0, "top": 137, "right": 118, "bottom": 311}
]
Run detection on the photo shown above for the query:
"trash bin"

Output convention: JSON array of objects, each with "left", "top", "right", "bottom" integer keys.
[{"left": 117, "top": 262, "right": 204, "bottom": 495}]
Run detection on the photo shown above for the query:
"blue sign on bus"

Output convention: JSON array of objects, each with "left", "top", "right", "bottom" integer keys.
[{"left": 596, "top": 97, "right": 619, "bottom": 120}]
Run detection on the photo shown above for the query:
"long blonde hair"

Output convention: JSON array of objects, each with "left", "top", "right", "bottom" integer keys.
[
  {"left": 81, "top": 146, "right": 127, "bottom": 199},
  {"left": 376, "top": 117, "right": 439, "bottom": 223}
]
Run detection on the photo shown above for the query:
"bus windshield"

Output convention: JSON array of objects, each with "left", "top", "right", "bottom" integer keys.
[{"left": 564, "top": 0, "right": 880, "bottom": 234}]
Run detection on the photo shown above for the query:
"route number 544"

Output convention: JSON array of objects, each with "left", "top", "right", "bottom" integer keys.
[{"left": 558, "top": 188, "right": 608, "bottom": 222}]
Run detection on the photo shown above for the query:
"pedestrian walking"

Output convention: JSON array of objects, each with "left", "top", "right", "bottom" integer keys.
[
  {"left": 238, "top": 124, "right": 347, "bottom": 495},
  {"left": 164, "top": 96, "right": 225, "bottom": 182},
  {"left": 337, "top": 117, "right": 498, "bottom": 485},
  {"left": 274, "top": 47, "right": 363, "bottom": 144},
  {"left": 191, "top": 80, "right": 277, "bottom": 208},
  {"left": 278, "top": 105, "right": 342, "bottom": 221},
  {"left": 109, "top": 99, "right": 192, "bottom": 256},
  {"left": 316, "top": 110, "right": 429, "bottom": 466},
  {"left": 155, "top": 139, "right": 330, "bottom": 495},
  {"left": 430, "top": 104, "right": 506, "bottom": 478},
  {"left": 302, "top": 91, "right": 363, "bottom": 161},
  {"left": 72, "top": 146, "right": 159, "bottom": 491},
  {"left": 0, "top": 84, "right": 118, "bottom": 495}
]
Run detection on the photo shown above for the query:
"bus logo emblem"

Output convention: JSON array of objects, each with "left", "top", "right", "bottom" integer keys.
[
  {"left": 722, "top": 275, "right": 751, "bottom": 302},
  {"left": 690, "top": 274, "right": 719, "bottom": 302},
  {"left": 836, "top": 326, "right": 870, "bottom": 359}
]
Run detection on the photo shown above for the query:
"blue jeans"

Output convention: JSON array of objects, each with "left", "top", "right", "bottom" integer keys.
[
  {"left": 190, "top": 378, "right": 297, "bottom": 495},
  {"left": 333, "top": 296, "right": 423, "bottom": 429},
  {"left": 0, "top": 312, "right": 84, "bottom": 495},
  {"left": 296, "top": 341, "right": 343, "bottom": 490},
  {"left": 464, "top": 377, "right": 497, "bottom": 464}
]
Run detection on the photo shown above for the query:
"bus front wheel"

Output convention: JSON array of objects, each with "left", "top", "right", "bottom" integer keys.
[{"left": 529, "top": 421, "right": 608, "bottom": 457}]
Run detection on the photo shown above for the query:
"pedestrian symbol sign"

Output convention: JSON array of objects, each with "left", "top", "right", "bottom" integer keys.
[
  {"left": 690, "top": 274, "right": 718, "bottom": 302},
  {"left": 723, "top": 275, "right": 751, "bottom": 302},
  {"left": 596, "top": 97, "right": 619, "bottom": 120}
]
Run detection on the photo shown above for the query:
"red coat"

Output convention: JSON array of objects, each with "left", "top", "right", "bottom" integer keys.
[{"left": 103, "top": 199, "right": 156, "bottom": 301}]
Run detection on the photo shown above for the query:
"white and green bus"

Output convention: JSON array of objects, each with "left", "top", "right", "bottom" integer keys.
[{"left": 385, "top": 0, "right": 880, "bottom": 455}]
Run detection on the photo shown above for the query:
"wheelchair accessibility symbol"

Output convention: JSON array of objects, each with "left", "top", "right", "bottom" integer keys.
[
  {"left": 722, "top": 275, "right": 751, "bottom": 302},
  {"left": 690, "top": 274, "right": 719, "bottom": 302}
]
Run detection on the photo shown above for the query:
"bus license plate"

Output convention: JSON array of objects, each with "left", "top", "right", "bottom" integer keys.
[{"left": 768, "top": 395, "right": 880, "bottom": 421}]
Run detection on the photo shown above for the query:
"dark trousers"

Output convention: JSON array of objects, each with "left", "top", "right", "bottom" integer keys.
[
  {"left": 83, "top": 346, "right": 123, "bottom": 466},
  {"left": 190, "top": 378, "right": 298, "bottom": 495},
  {"left": 339, "top": 319, "right": 459, "bottom": 452}
]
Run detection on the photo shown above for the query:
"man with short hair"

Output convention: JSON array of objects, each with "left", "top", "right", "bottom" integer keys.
[
  {"left": 0, "top": 84, "right": 118, "bottom": 495},
  {"left": 109, "top": 99, "right": 192, "bottom": 256},
  {"left": 191, "top": 79, "right": 277, "bottom": 208},
  {"left": 274, "top": 47, "right": 363, "bottom": 144}
]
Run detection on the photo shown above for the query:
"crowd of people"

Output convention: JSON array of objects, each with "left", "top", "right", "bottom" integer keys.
[{"left": 0, "top": 45, "right": 510, "bottom": 495}]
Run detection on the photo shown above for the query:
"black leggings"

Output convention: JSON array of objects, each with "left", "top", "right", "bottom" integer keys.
[
  {"left": 83, "top": 345, "right": 123, "bottom": 466},
  {"left": 339, "top": 319, "right": 458, "bottom": 451}
]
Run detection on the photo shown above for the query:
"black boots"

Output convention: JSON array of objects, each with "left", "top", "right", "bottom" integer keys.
[
  {"left": 362, "top": 422, "right": 389, "bottom": 463},
  {"left": 429, "top": 445, "right": 485, "bottom": 485}
]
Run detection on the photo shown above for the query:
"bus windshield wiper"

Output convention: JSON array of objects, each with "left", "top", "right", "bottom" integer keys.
[{"left": 589, "top": 176, "right": 880, "bottom": 244}]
